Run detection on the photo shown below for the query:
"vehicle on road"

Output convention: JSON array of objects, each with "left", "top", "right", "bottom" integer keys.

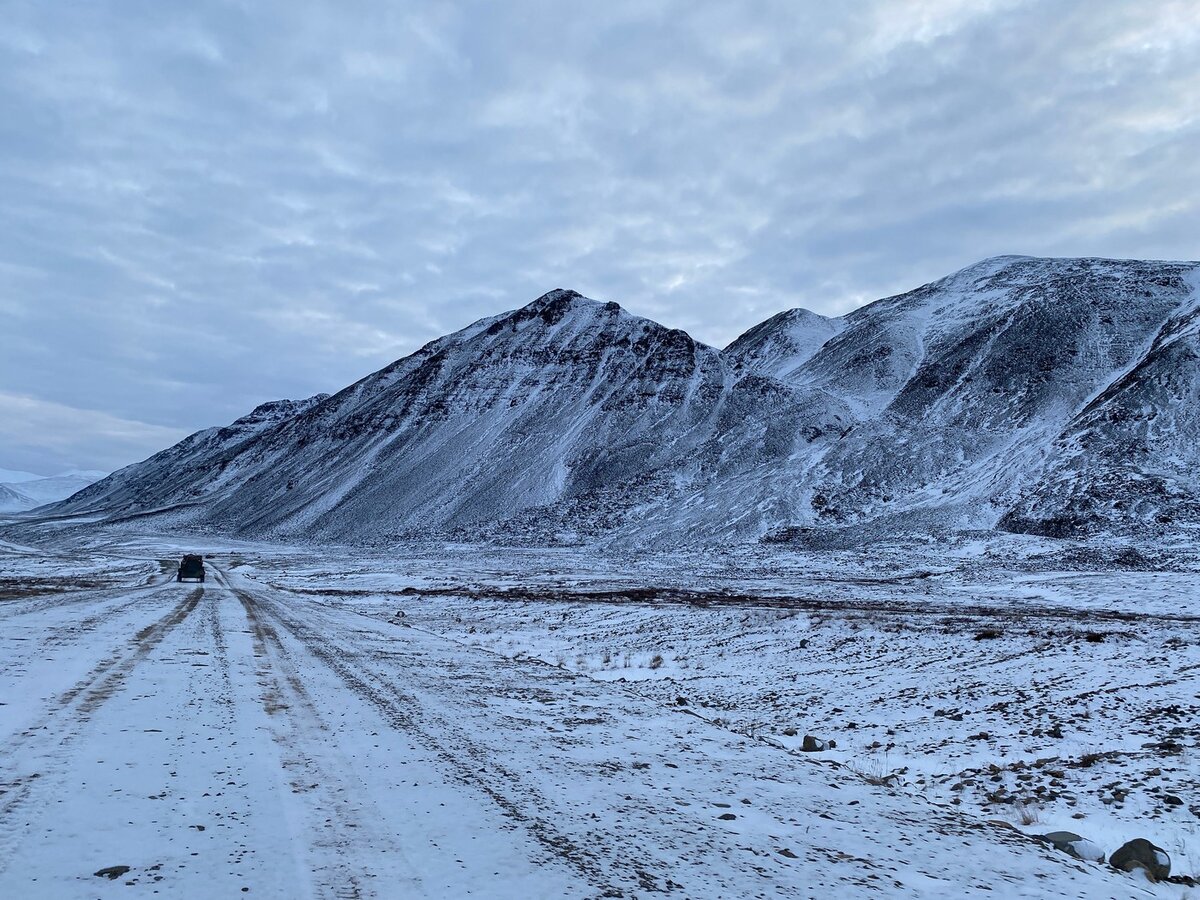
[{"left": 177, "top": 554, "right": 205, "bottom": 583}]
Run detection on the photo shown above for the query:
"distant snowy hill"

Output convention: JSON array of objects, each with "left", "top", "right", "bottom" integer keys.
[
  {"left": 45, "top": 257, "right": 1200, "bottom": 545},
  {"left": 0, "top": 470, "right": 108, "bottom": 513},
  {"left": 0, "top": 485, "right": 34, "bottom": 513},
  {"left": 0, "top": 469, "right": 41, "bottom": 484}
]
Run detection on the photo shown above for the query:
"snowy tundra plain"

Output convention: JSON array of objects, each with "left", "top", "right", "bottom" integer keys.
[{"left": 0, "top": 529, "right": 1197, "bottom": 898}]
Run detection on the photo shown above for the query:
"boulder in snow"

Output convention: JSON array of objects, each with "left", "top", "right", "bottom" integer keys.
[
  {"left": 1110, "top": 838, "right": 1170, "bottom": 882},
  {"left": 1037, "top": 831, "right": 1105, "bottom": 863}
]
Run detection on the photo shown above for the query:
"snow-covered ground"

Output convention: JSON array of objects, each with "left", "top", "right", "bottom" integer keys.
[{"left": 0, "top": 531, "right": 1196, "bottom": 897}]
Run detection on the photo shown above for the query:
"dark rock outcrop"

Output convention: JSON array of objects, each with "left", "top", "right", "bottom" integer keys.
[{"left": 1110, "top": 838, "right": 1170, "bottom": 881}]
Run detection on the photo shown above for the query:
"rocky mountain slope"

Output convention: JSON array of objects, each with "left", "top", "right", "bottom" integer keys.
[
  {"left": 45, "top": 257, "right": 1200, "bottom": 546},
  {"left": 49, "top": 395, "right": 330, "bottom": 519}
]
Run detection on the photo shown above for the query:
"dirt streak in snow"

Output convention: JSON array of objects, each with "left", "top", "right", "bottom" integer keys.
[{"left": 0, "top": 585, "right": 203, "bottom": 862}]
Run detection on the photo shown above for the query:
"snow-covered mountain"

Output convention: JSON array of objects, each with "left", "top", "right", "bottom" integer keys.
[
  {"left": 48, "top": 395, "right": 330, "bottom": 519},
  {"left": 54, "top": 292, "right": 725, "bottom": 541},
  {"left": 0, "top": 468, "right": 42, "bottom": 484},
  {"left": 0, "top": 485, "right": 34, "bottom": 513},
  {"left": 0, "top": 470, "right": 108, "bottom": 513},
  {"left": 45, "top": 257, "right": 1200, "bottom": 545}
]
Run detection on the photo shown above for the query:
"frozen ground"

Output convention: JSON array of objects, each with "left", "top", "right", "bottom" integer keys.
[{"left": 0, "top": 530, "right": 1196, "bottom": 898}]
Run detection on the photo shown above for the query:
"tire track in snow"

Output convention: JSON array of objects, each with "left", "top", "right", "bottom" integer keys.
[
  {"left": 0, "top": 569, "right": 167, "bottom": 623},
  {"left": 2, "top": 585, "right": 203, "bottom": 749},
  {"left": 221, "top": 572, "right": 424, "bottom": 900},
  {"left": 233, "top": 581, "right": 640, "bottom": 898},
  {"left": 0, "top": 583, "right": 181, "bottom": 684},
  {"left": 0, "top": 585, "right": 204, "bottom": 865}
]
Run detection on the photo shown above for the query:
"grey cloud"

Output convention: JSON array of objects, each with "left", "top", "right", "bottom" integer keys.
[
  {"left": 0, "top": 0, "right": 1197, "bottom": 473},
  {"left": 0, "top": 392, "right": 191, "bottom": 474}
]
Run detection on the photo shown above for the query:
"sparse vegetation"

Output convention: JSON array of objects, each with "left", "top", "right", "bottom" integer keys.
[
  {"left": 847, "top": 751, "right": 899, "bottom": 787},
  {"left": 1075, "top": 751, "right": 1105, "bottom": 768}
]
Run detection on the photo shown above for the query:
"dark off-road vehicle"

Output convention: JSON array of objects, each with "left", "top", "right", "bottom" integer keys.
[{"left": 177, "top": 554, "right": 205, "bottom": 583}]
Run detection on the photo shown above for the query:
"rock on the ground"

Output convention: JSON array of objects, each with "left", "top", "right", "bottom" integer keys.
[
  {"left": 1037, "top": 831, "right": 1105, "bottom": 863},
  {"left": 94, "top": 865, "right": 131, "bottom": 880},
  {"left": 1110, "top": 838, "right": 1170, "bottom": 882}
]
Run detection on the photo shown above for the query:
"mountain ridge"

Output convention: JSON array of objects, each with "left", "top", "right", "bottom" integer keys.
[{"left": 42, "top": 256, "right": 1200, "bottom": 546}]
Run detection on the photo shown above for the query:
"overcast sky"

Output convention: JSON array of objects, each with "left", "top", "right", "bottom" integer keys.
[{"left": 1, "top": 0, "right": 1198, "bottom": 475}]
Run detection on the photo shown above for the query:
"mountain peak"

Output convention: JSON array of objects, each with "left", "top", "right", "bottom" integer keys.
[
  {"left": 505, "top": 289, "right": 624, "bottom": 329},
  {"left": 725, "top": 306, "right": 846, "bottom": 381},
  {"left": 528, "top": 288, "right": 586, "bottom": 307},
  {"left": 974, "top": 254, "right": 1036, "bottom": 266},
  {"left": 945, "top": 254, "right": 1198, "bottom": 285}
]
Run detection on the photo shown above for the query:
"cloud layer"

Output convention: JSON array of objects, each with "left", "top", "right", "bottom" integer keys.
[{"left": 1, "top": 0, "right": 1198, "bottom": 473}]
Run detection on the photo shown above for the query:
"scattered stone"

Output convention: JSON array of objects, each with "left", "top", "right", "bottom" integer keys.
[
  {"left": 1037, "top": 831, "right": 1105, "bottom": 863},
  {"left": 1110, "top": 838, "right": 1170, "bottom": 882},
  {"left": 94, "top": 866, "right": 131, "bottom": 880},
  {"left": 1143, "top": 739, "right": 1185, "bottom": 754},
  {"left": 717, "top": 813, "right": 737, "bottom": 821},
  {"left": 801, "top": 735, "right": 828, "bottom": 752},
  {"left": 1164, "top": 795, "right": 1183, "bottom": 806}
]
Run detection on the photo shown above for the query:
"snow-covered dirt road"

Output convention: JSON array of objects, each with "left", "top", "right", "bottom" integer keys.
[{"left": 0, "top": 543, "right": 1165, "bottom": 898}]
